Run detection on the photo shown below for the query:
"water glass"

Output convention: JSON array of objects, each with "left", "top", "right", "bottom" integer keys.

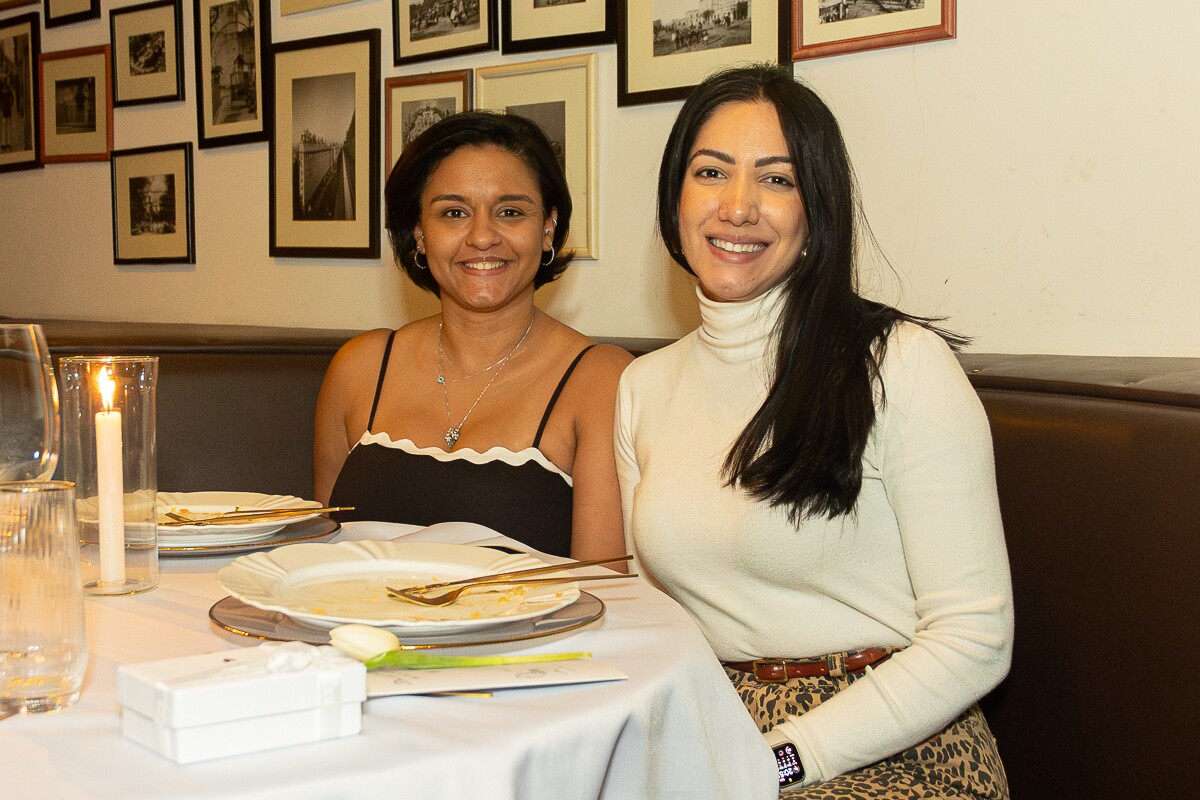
[
  {"left": 0, "top": 323, "right": 60, "bottom": 481},
  {"left": 60, "top": 356, "right": 159, "bottom": 595},
  {"left": 0, "top": 481, "right": 89, "bottom": 715}
]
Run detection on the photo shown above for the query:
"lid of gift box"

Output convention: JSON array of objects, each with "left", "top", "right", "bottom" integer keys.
[{"left": 117, "top": 643, "right": 366, "bottom": 728}]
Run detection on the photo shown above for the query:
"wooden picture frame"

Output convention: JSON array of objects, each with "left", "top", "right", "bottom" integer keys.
[
  {"left": 617, "top": 0, "right": 789, "bottom": 107},
  {"left": 194, "top": 0, "right": 271, "bottom": 149},
  {"left": 394, "top": 0, "right": 497, "bottom": 66},
  {"left": 269, "top": 29, "right": 381, "bottom": 259},
  {"left": 0, "top": 11, "right": 42, "bottom": 173},
  {"left": 385, "top": 69, "right": 471, "bottom": 173},
  {"left": 0, "top": 1, "right": 38, "bottom": 10},
  {"left": 475, "top": 54, "right": 598, "bottom": 259},
  {"left": 110, "top": 142, "right": 195, "bottom": 264},
  {"left": 280, "top": 0, "right": 357, "bottom": 13},
  {"left": 39, "top": 45, "right": 112, "bottom": 164},
  {"left": 43, "top": 0, "right": 99, "bottom": 28},
  {"left": 501, "top": 0, "right": 615, "bottom": 55},
  {"left": 110, "top": 0, "right": 184, "bottom": 107},
  {"left": 792, "top": 0, "right": 954, "bottom": 60}
]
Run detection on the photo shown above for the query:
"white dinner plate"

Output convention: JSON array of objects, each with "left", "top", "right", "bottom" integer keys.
[
  {"left": 216, "top": 540, "right": 580, "bottom": 634},
  {"left": 156, "top": 491, "right": 324, "bottom": 542}
]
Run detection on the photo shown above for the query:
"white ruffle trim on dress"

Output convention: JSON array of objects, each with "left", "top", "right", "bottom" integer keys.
[{"left": 354, "top": 431, "right": 572, "bottom": 487}]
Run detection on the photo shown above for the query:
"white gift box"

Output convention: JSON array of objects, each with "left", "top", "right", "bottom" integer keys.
[{"left": 117, "top": 642, "right": 366, "bottom": 764}]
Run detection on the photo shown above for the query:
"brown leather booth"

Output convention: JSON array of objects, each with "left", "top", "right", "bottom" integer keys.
[{"left": 24, "top": 318, "right": 1198, "bottom": 799}]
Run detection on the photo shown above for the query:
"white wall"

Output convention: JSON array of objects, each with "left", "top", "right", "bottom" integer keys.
[{"left": 2, "top": 1, "right": 1198, "bottom": 355}]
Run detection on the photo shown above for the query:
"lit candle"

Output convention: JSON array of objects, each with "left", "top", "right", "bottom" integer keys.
[{"left": 96, "top": 366, "right": 126, "bottom": 584}]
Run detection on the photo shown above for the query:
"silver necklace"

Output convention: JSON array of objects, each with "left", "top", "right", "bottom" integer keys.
[{"left": 437, "top": 316, "right": 534, "bottom": 449}]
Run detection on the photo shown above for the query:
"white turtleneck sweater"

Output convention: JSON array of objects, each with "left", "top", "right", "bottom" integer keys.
[{"left": 615, "top": 285, "right": 1013, "bottom": 786}]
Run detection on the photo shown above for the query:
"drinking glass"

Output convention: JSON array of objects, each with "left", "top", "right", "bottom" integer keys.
[
  {"left": 0, "top": 324, "right": 60, "bottom": 481},
  {"left": 0, "top": 481, "right": 89, "bottom": 716}
]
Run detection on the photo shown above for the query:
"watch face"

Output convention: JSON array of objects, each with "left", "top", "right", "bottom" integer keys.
[{"left": 773, "top": 741, "right": 804, "bottom": 787}]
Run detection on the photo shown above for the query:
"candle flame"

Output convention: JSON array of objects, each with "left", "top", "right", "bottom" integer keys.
[{"left": 98, "top": 366, "right": 116, "bottom": 411}]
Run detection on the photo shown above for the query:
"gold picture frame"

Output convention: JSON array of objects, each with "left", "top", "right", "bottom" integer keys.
[
  {"left": 792, "top": 0, "right": 955, "bottom": 61},
  {"left": 475, "top": 53, "right": 599, "bottom": 260},
  {"left": 39, "top": 44, "right": 112, "bottom": 164}
]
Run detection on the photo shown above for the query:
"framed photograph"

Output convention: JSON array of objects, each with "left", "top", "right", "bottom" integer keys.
[
  {"left": 110, "top": 0, "right": 184, "bottom": 107},
  {"left": 501, "top": 0, "right": 615, "bottom": 54},
  {"left": 385, "top": 69, "right": 471, "bottom": 172},
  {"left": 270, "top": 29, "right": 380, "bottom": 259},
  {"left": 280, "top": 0, "right": 357, "bottom": 13},
  {"left": 194, "top": 0, "right": 271, "bottom": 149},
  {"left": 39, "top": 45, "right": 112, "bottom": 164},
  {"left": 0, "top": 12, "right": 41, "bottom": 173},
  {"left": 792, "top": 0, "right": 954, "bottom": 60},
  {"left": 475, "top": 54, "right": 598, "bottom": 259},
  {"left": 618, "top": 0, "right": 789, "bottom": 107},
  {"left": 110, "top": 142, "right": 195, "bottom": 264},
  {"left": 43, "top": 0, "right": 99, "bottom": 28},
  {"left": 394, "top": 0, "right": 497, "bottom": 66}
]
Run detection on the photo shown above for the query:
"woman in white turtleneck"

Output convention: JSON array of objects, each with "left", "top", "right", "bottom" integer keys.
[{"left": 615, "top": 65, "right": 1013, "bottom": 798}]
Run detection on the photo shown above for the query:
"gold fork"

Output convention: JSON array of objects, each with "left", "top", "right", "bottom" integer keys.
[
  {"left": 387, "top": 572, "right": 637, "bottom": 607},
  {"left": 160, "top": 506, "right": 352, "bottom": 526},
  {"left": 387, "top": 553, "right": 632, "bottom": 606}
]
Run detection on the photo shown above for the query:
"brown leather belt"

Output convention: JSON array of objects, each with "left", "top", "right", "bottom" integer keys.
[{"left": 722, "top": 648, "right": 897, "bottom": 683}]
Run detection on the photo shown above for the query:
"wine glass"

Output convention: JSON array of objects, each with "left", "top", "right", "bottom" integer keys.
[{"left": 0, "top": 324, "right": 60, "bottom": 481}]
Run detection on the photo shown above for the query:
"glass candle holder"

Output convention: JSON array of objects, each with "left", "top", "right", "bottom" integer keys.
[{"left": 60, "top": 356, "right": 159, "bottom": 596}]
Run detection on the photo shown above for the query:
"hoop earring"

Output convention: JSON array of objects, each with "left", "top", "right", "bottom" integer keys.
[
  {"left": 414, "top": 250, "right": 429, "bottom": 270},
  {"left": 540, "top": 247, "right": 556, "bottom": 268}
]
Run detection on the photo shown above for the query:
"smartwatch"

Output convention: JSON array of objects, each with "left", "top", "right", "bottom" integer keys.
[{"left": 772, "top": 740, "right": 805, "bottom": 788}]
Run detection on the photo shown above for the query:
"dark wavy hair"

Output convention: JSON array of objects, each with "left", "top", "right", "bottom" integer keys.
[
  {"left": 384, "top": 110, "right": 574, "bottom": 295},
  {"left": 658, "top": 63, "right": 964, "bottom": 522}
]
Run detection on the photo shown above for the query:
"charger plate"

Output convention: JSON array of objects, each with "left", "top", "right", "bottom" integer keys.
[
  {"left": 158, "top": 517, "right": 340, "bottom": 557},
  {"left": 208, "top": 591, "right": 605, "bottom": 650},
  {"left": 216, "top": 541, "right": 580, "bottom": 634}
]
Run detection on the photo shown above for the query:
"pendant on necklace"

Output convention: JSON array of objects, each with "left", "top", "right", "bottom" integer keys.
[
  {"left": 437, "top": 376, "right": 445, "bottom": 385},
  {"left": 444, "top": 427, "right": 460, "bottom": 449}
]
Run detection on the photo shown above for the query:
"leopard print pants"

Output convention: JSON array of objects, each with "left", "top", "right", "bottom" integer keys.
[{"left": 724, "top": 665, "right": 1009, "bottom": 799}]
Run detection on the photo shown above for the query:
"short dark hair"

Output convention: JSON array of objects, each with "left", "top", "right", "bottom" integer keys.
[{"left": 384, "top": 110, "right": 574, "bottom": 294}]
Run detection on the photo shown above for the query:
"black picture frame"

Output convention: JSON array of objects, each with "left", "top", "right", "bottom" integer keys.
[
  {"left": 617, "top": 0, "right": 790, "bottom": 107},
  {"left": 43, "top": 0, "right": 99, "bottom": 29},
  {"left": 193, "top": 0, "right": 272, "bottom": 149},
  {"left": 0, "top": 11, "right": 42, "bottom": 173},
  {"left": 110, "top": 142, "right": 196, "bottom": 264},
  {"left": 501, "top": 0, "right": 615, "bottom": 55},
  {"left": 110, "top": 0, "right": 184, "bottom": 107},
  {"left": 394, "top": 0, "right": 497, "bottom": 66},
  {"left": 269, "top": 28, "right": 381, "bottom": 259}
]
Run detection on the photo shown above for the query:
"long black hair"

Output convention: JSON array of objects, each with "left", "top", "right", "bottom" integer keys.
[
  {"left": 658, "top": 64, "right": 964, "bottom": 522},
  {"left": 385, "top": 110, "right": 573, "bottom": 295}
]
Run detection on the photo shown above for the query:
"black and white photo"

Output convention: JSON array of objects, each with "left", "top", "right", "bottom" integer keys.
[
  {"left": 652, "top": 0, "right": 751, "bottom": 56},
  {"left": 271, "top": 29, "right": 379, "bottom": 258},
  {"left": 111, "top": 0, "right": 183, "bottom": 107},
  {"left": 618, "top": 0, "right": 786, "bottom": 106},
  {"left": 792, "top": 0, "right": 951, "bottom": 60},
  {"left": 393, "top": 0, "right": 496, "bottom": 65},
  {"left": 385, "top": 69, "right": 471, "bottom": 169},
  {"left": 502, "top": 0, "right": 613, "bottom": 54},
  {"left": 111, "top": 142, "right": 195, "bottom": 263},
  {"left": 0, "top": 12, "right": 39, "bottom": 172},
  {"left": 194, "top": 0, "right": 270, "bottom": 148},
  {"left": 290, "top": 72, "right": 356, "bottom": 222},
  {"left": 39, "top": 44, "right": 111, "bottom": 163}
]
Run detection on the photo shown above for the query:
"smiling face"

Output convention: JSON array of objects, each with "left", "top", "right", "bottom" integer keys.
[
  {"left": 414, "top": 144, "right": 556, "bottom": 314},
  {"left": 678, "top": 101, "right": 808, "bottom": 303}
]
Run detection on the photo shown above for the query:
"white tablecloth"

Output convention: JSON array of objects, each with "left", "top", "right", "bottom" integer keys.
[{"left": 6, "top": 521, "right": 777, "bottom": 800}]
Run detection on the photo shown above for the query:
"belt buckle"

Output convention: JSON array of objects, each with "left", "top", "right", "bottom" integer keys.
[{"left": 750, "top": 659, "right": 789, "bottom": 683}]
